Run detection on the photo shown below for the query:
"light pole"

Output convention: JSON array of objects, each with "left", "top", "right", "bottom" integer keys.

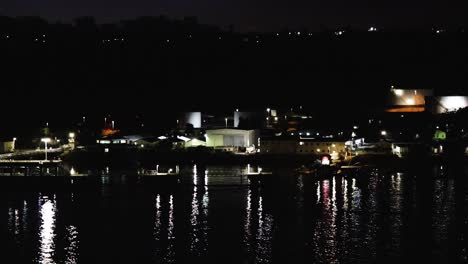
[
  {"left": 69, "top": 132, "right": 76, "bottom": 149},
  {"left": 12, "top": 137, "right": 17, "bottom": 152},
  {"left": 225, "top": 118, "right": 228, "bottom": 128},
  {"left": 41, "top": 138, "right": 51, "bottom": 160}
]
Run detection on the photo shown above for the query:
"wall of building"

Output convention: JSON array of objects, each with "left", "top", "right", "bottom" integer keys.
[
  {"left": 206, "top": 129, "right": 258, "bottom": 147},
  {"left": 260, "top": 138, "right": 346, "bottom": 156},
  {"left": 260, "top": 140, "right": 297, "bottom": 154},
  {"left": 296, "top": 141, "right": 346, "bottom": 155},
  {"left": 0, "top": 141, "right": 15, "bottom": 153}
]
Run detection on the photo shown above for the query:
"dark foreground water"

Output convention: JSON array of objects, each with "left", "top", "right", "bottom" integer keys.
[{"left": 1, "top": 164, "right": 468, "bottom": 264}]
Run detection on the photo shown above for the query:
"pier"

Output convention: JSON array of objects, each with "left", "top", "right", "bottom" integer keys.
[
  {"left": 0, "top": 160, "right": 99, "bottom": 191},
  {"left": 0, "top": 160, "right": 63, "bottom": 176}
]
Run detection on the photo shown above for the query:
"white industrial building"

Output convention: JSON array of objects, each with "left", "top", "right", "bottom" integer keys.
[{"left": 206, "top": 129, "right": 259, "bottom": 149}]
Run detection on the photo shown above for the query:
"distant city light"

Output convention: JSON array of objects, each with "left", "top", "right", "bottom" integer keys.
[
  {"left": 381, "top": 130, "right": 387, "bottom": 136},
  {"left": 321, "top": 156, "right": 330, "bottom": 165}
]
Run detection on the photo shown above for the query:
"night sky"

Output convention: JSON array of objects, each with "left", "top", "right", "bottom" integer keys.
[{"left": 2, "top": 0, "right": 468, "bottom": 31}]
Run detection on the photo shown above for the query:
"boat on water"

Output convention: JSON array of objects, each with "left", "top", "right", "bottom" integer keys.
[
  {"left": 139, "top": 165, "right": 180, "bottom": 176},
  {"left": 334, "top": 162, "right": 373, "bottom": 177},
  {"left": 294, "top": 155, "right": 338, "bottom": 177},
  {"left": 243, "top": 165, "right": 276, "bottom": 185},
  {"left": 138, "top": 165, "right": 181, "bottom": 185}
]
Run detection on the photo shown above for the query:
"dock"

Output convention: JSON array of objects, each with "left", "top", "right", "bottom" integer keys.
[
  {"left": 0, "top": 160, "right": 63, "bottom": 176},
  {"left": 0, "top": 159, "right": 99, "bottom": 191}
]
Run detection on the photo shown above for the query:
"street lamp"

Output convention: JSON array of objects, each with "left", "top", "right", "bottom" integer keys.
[
  {"left": 12, "top": 137, "right": 17, "bottom": 152},
  {"left": 68, "top": 132, "right": 75, "bottom": 146},
  {"left": 41, "top": 138, "right": 51, "bottom": 160},
  {"left": 225, "top": 118, "right": 228, "bottom": 128}
]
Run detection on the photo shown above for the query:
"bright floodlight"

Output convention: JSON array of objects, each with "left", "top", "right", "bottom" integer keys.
[
  {"left": 68, "top": 132, "right": 75, "bottom": 138},
  {"left": 405, "top": 98, "right": 415, "bottom": 105},
  {"left": 41, "top": 138, "right": 51, "bottom": 160},
  {"left": 381, "top": 130, "right": 387, "bottom": 136},
  {"left": 394, "top": 89, "right": 404, "bottom": 96}
]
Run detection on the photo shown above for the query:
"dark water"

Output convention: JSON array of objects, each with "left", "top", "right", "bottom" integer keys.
[{"left": 1, "top": 164, "right": 468, "bottom": 263}]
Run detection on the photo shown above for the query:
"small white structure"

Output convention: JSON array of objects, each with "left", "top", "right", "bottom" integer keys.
[{"left": 185, "top": 138, "right": 206, "bottom": 148}]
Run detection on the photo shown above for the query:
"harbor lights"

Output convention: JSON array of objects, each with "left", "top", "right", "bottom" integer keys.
[
  {"left": 68, "top": 132, "right": 76, "bottom": 149},
  {"left": 41, "top": 138, "right": 51, "bottom": 160}
]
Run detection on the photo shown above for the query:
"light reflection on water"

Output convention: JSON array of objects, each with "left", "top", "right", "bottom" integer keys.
[
  {"left": 38, "top": 196, "right": 56, "bottom": 264},
  {"left": 64, "top": 225, "right": 79, "bottom": 264},
  {"left": 1, "top": 164, "right": 467, "bottom": 263}
]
